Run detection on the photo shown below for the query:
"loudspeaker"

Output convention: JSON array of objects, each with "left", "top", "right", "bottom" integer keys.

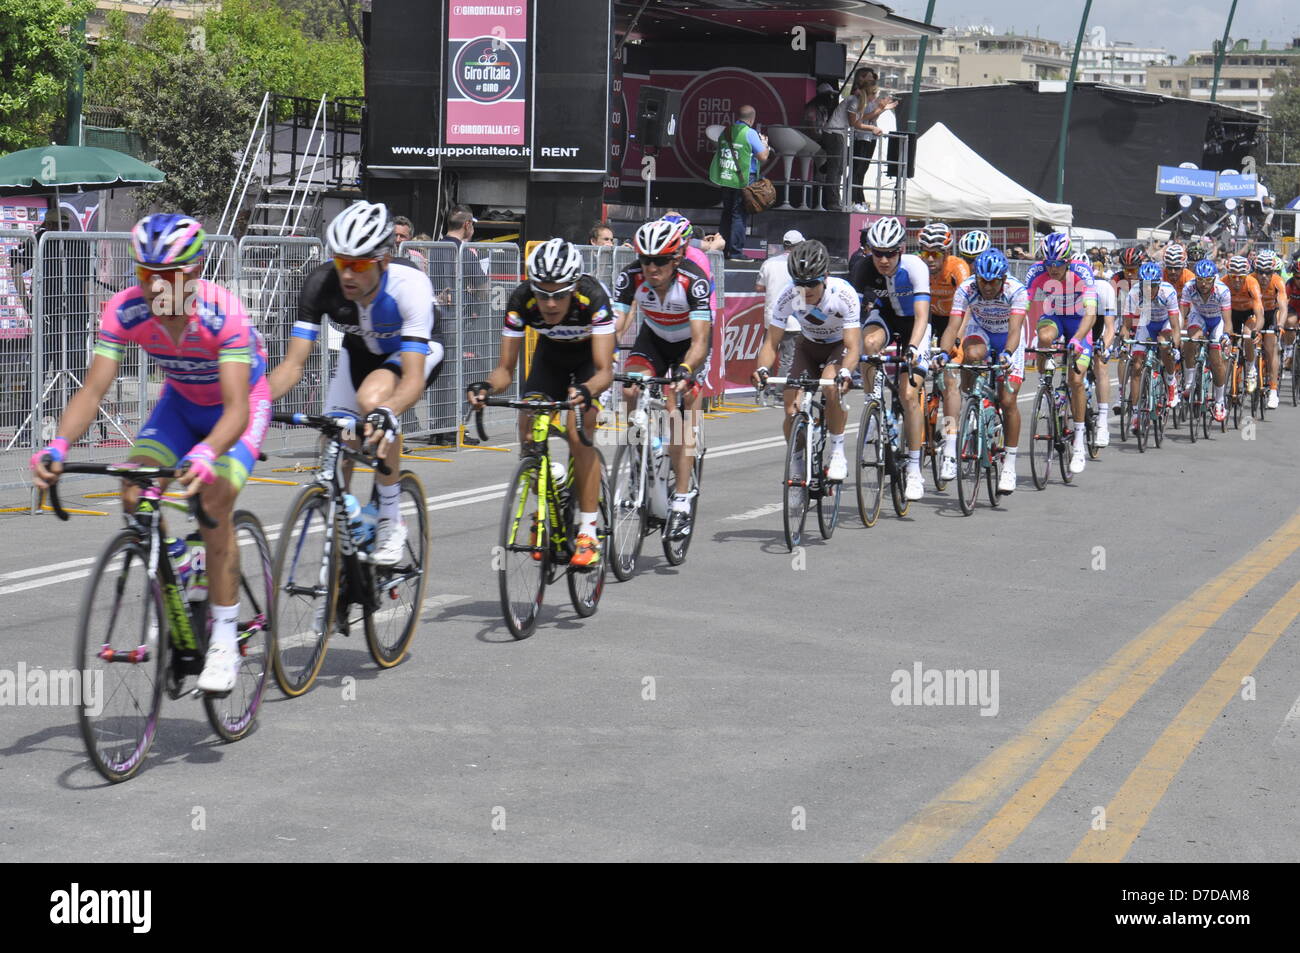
[{"left": 635, "top": 86, "right": 682, "bottom": 150}]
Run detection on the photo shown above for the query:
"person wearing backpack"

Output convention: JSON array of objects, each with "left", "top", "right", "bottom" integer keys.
[{"left": 708, "top": 105, "right": 771, "bottom": 260}]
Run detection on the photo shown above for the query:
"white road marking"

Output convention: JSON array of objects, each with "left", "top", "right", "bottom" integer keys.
[
  {"left": 1273, "top": 692, "right": 1300, "bottom": 749},
  {"left": 725, "top": 502, "right": 784, "bottom": 522}
]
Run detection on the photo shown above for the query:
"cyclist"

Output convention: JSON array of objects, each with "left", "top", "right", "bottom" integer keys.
[
  {"left": 1112, "top": 245, "right": 1145, "bottom": 389},
  {"left": 1222, "top": 254, "right": 1263, "bottom": 393},
  {"left": 1087, "top": 256, "right": 1117, "bottom": 445},
  {"left": 752, "top": 240, "right": 861, "bottom": 482},
  {"left": 1124, "top": 262, "right": 1182, "bottom": 431},
  {"left": 467, "top": 239, "right": 615, "bottom": 567},
  {"left": 268, "top": 201, "right": 441, "bottom": 566},
  {"left": 1254, "top": 250, "right": 1286, "bottom": 409},
  {"left": 850, "top": 216, "right": 933, "bottom": 501},
  {"left": 661, "top": 211, "right": 718, "bottom": 313},
  {"left": 612, "top": 220, "right": 712, "bottom": 540},
  {"left": 942, "top": 249, "right": 1027, "bottom": 494},
  {"left": 918, "top": 222, "right": 969, "bottom": 480},
  {"left": 1025, "top": 232, "right": 1097, "bottom": 474},
  {"left": 1162, "top": 243, "right": 1194, "bottom": 295},
  {"left": 1179, "top": 257, "right": 1231, "bottom": 422},
  {"left": 955, "top": 229, "right": 991, "bottom": 265},
  {"left": 1284, "top": 252, "right": 1300, "bottom": 374},
  {"left": 31, "top": 213, "right": 271, "bottom": 694}
]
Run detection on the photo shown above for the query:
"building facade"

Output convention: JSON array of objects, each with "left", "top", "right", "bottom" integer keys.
[
  {"left": 1070, "top": 26, "right": 1175, "bottom": 89},
  {"left": 1146, "top": 39, "right": 1300, "bottom": 115},
  {"left": 842, "top": 27, "right": 1070, "bottom": 92}
]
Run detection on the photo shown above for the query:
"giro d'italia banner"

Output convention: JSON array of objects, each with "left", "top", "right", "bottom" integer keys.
[{"left": 444, "top": 1, "right": 528, "bottom": 162}]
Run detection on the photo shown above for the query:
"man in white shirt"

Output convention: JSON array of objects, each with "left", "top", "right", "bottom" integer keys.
[{"left": 755, "top": 230, "right": 805, "bottom": 383}]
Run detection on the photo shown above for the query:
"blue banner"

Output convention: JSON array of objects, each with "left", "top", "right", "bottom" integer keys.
[
  {"left": 1155, "top": 166, "right": 1218, "bottom": 197},
  {"left": 1215, "top": 173, "right": 1257, "bottom": 198}
]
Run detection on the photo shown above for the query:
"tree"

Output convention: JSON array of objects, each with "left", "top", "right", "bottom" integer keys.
[
  {"left": 0, "top": 0, "right": 95, "bottom": 151},
  {"left": 120, "top": 48, "right": 260, "bottom": 218},
  {"left": 1264, "top": 63, "right": 1300, "bottom": 205}
]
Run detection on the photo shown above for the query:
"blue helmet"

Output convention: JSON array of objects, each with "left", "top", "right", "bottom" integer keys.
[
  {"left": 1193, "top": 258, "right": 1217, "bottom": 279},
  {"left": 974, "top": 248, "right": 1009, "bottom": 281},
  {"left": 131, "top": 213, "right": 205, "bottom": 268},
  {"left": 1138, "top": 262, "right": 1161, "bottom": 282},
  {"left": 1041, "top": 232, "right": 1072, "bottom": 265}
]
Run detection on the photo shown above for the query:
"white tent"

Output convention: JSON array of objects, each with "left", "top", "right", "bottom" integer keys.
[{"left": 876, "top": 122, "right": 1072, "bottom": 227}]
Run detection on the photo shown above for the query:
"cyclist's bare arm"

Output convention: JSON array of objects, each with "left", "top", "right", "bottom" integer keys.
[
  {"left": 33, "top": 353, "right": 119, "bottom": 486},
  {"left": 268, "top": 335, "right": 314, "bottom": 401}
]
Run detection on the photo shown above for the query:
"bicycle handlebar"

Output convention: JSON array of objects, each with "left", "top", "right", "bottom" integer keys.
[
  {"left": 272, "top": 411, "right": 393, "bottom": 475},
  {"left": 468, "top": 395, "right": 594, "bottom": 448},
  {"left": 44, "top": 461, "right": 217, "bottom": 528}
]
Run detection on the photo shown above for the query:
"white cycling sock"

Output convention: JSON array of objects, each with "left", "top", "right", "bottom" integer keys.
[
  {"left": 377, "top": 480, "right": 402, "bottom": 522},
  {"left": 944, "top": 433, "right": 957, "bottom": 456},
  {"left": 1184, "top": 367, "right": 1195, "bottom": 387},
  {"left": 671, "top": 493, "right": 691, "bottom": 513},
  {"left": 907, "top": 450, "right": 921, "bottom": 474},
  {"left": 1215, "top": 384, "right": 1225, "bottom": 401},
  {"left": 1005, "top": 447, "right": 1018, "bottom": 472},
  {"left": 210, "top": 602, "right": 239, "bottom": 653},
  {"left": 1073, "top": 422, "right": 1086, "bottom": 447},
  {"left": 829, "top": 432, "right": 845, "bottom": 455},
  {"left": 579, "top": 512, "right": 598, "bottom": 538}
]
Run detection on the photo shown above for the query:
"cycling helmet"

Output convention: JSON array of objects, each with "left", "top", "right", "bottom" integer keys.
[
  {"left": 1118, "top": 246, "right": 1145, "bottom": 269},
  {"left": 1193, "top": 259, "right": 1218, "bottom": 279},
  {"left": 633, "top": 219, "right": 684, "bottom": 257},
  {"left": 865, "top": 217, "right": 907, "bottom": 251},
  {"left": 1163, "top": 243, "right": 1186, "bottom": 269},
  {"left": 661, "top": 212, "right": 694, "bottom": 242},
  {"left": 973, "top": 249, "right": 1009, "bottom": 281},
  {"left": 1040, "top": 232, "right": 1072, "bottom": 266},
  {"left": 527, "top": 238, "right": 583, "bottom": 284},
  {"left": 1138, "top": 262, "right": 1162, "bottom": 283},
  {"left": 786, "top": 240, "right": 830, "bottom": 281},
  {"left": 956, "top": 229, "right": 991, "bottom": 259},
  {"left": 326, "top": 201, "right": 394, "bottom": 257},
  {"left": 1254, "top": 249, "right": 1278, "bottom": 272},
  {"left": 1227, "top": 255, "right": 1250, "bottom": 277},
  {"left": 918, "top": 222, "right": 954, "bottom": 250},
  {"left": 131, "top": 213, "right": 205, "bottom": 268}
]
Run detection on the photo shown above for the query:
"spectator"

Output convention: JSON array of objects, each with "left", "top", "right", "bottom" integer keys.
[
  {"left": 392, "top": 215, "right": 427, "bottom": 271},
  {"left": 1010, "top": 246, "right": 1032, "bottom": 260},
  {"left": 755, "top": 229, "right": 804, "bottom": 380},
  {"left": 844, "top": 68, "right": 893, "bottom": 212},
  {"left": 805, "top": 82, "right": 846, "bottom": 211},
  {"left": 707, "top": 104, "right": 771, "bottom": 260},
  {"left": 589, "top": 222, "right": 615, "bottom": 246},
  {"left": 427, "top": 204, "right": 486, "bottom": 308}
]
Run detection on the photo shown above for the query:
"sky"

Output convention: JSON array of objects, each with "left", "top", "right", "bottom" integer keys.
[{"left": 886, "top": 1, "right": 1300, "bottom": 61}]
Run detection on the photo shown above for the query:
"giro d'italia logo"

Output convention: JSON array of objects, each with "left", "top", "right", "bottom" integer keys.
[{"left": 452, "top": 37, "right": 521, "bottom": 104}]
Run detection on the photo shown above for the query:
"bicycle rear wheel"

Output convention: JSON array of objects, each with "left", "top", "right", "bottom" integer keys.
[
  {"left": 1117, "top": 358, "right": 1131, "bottom": 443},
  {"left": 955, "top": 399, "right": 980, "bottom": 516},
  {"left": 855, "top": 399, "right": 884, "bottom": 527},
  {"left": 568, "top": 469, "right": 610, "bottom": 616},
  {"left": 985, "top": 412, "right": 1002, "bottom": 508},
  {"left": 205, "top": 511, "right": 273, "bottom": 741},
  {"left": 364, "top": 471, "right": 429, "bottom": 668},
  {"left": 1028, "top": 388, "right": 1053, "bottom": 489},
  {"left": 927, "top": 397, "right": 949, "bottom": 492},
  {"left": 609, "top": 443, "right": 649, "bottom": 580},
  {"left": 270, "top": 484, "right": 337, "bottom": 697},
  {"left": 783, "top": 415, "right": 810, "bottom": 551},
  {"left": 76, "top": 530, "right": 166, "bottom": 783},
  {"left": 816, "top": 429, "right": 841, "bottom": 540},
  {"left": 499, "top": 456, "right": 549, "bottom": 640},
  {"left": 663, "top": 422, "right": 704, "bottom": 566},
  {"left": 1056, "top": 400, "right": 1074, "bottom": 485}
]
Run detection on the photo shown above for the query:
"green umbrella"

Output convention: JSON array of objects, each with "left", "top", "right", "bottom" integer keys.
[{"left": 0, "top": 144, "right": 164, "bottom": 197}]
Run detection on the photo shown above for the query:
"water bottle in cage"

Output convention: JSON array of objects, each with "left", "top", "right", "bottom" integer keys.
[
  {"left": 185, "top": 531, "right": 208, "bottom": 603},
  {"left": 166, "top": 536, "right": 192, "bottom": 590}
]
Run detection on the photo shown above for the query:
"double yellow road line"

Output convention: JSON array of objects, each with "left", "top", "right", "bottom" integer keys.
[{"left": 868, "top": 508, "right": 1300, "bottom": 863}]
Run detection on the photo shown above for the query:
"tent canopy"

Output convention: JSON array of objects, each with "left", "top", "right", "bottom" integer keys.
[{"left": 883, "top": 122, "right": 1072, "bottom": 226}]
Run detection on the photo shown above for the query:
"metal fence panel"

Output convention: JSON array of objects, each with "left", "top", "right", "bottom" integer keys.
[
  {"left": 0, "top": 229, "right": 37, "bottom": 496},
  {"left": 461, "top": 241, "right": 522, "bottom": 437}
]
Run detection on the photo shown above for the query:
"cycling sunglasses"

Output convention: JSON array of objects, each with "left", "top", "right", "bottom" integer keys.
[
  {"left": 333, "top": 255, "right": 383, "bottom": 273},
  {"left": 792, "top": 277, "right": 824, "bottom": 287},
  {"left": 870, "top": 248, "right": 901, "bottom": 260},
  {"left": 530, "top": 282, "right": 576, "bottom": 300},
  {"left": 136, "top": 265, "right": 189, "bottom": 287},
  {"left": 639, "top": 254, "right": 676, "bottom": 267},
  {"left": 918, "top": 249, "right": 945, "bottom": 261}
]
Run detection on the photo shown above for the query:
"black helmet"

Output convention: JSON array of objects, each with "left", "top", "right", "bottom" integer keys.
[{"left": 787, "top": 240, "right": 830, "bottom": 281}]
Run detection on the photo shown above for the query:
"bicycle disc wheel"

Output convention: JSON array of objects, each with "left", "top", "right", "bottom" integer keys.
[
  {"left": 783, "top": 415, "right": 810, "bottom": 551},
  {"left": 270, "top": 484, "right": 337, "bottom": 697},
  {"left": 855, "top": 400, "right": 884, "bottom": 527},
  {"left": 568, "top": 469, "right": 610, "bottom": 617},
  {"left": 205, "top": 511, "right": 273, "bottom": 741},
  {"left": 1029, "top": 389, "right": 1053, "bottom": 489},
  {"left": 955, "top": 400, "right": 980, "bottom": 516},
  {"left": 364, "top": 471, "right": 429, "bottom": 668},
  {"left": 76, "top": 530, "right": 166, "bottom": 783},
  {"left": 609, "top": 443, "right": 649, "bottom": 580},
  {"left": 663, "top": 423, "right": 704, "bottom": 566},
  {"left": 499, "top": 456, "right": 548, "bottom": 640}
]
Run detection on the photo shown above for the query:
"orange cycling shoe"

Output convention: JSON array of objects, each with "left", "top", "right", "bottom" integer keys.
[{"left": 571, "top": 533, "right": 601, "bottom": 569}]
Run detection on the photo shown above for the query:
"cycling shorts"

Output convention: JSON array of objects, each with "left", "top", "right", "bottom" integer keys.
[
  {"left": 625, "top": 323, "right": 710, "bottom": 387},
  {"left": 324, "top": 339, "right": 445, "bottom": 418},
  {"left": 134, "top": 378, "right": 272, "bottom": 490},
  {"left": 522, "top": 339, "right": 599, "bottom": 405},
  {"left": 961, "top": 327, "right": 1025, "bottom": 386}
]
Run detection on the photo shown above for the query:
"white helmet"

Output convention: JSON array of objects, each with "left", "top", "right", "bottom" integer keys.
[
  {"left": 1163, "top": 243, "right": 1187, "bottom": 269},
  {"left": 633, "top": 219, "right": 685, "bottom": 257},
  {"left": 918, "top": 222, "right": 954, "bottom": 250},
  {"left": 865, "top": 216, "right": 906, "bottom": 251},
  {"left": 326, "top": 201, "right": 394, "bottom": 257},
  {"left": 527, "top": 238, "right": 583, "bottom": 284},
  {"left": 956, "top": 229, "right": 991, "bottom": 259}
]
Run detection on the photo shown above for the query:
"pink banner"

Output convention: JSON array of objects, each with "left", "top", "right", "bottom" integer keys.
[
  {"left": 716, "top": 293, "right": 767, "bottom": 393},
  {"left": 446, "top": 101, "right": 525, "bottom": 144},
  {"left": 445, "top": 0, "right": 528, "bottom": 147}
]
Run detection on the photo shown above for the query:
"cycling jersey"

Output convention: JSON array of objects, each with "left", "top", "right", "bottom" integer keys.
[
  {"left": 950, "top": 275, "right": 1029, "bottom": 339},
  {"left": 1224, "top": 274, "right": 1262, "bottom": 312},
  {"left": 504, "top": 274, "right": 614, "bottom": 343},
  {"left": 852, "top": 253, "right": 931, "bottom": 319},
  {"left": 770, "top": 277, "right": 861, "bottom": 344},
  {"left": 682, "top": 245, "right": 718, "bottom": 311},
  {"left": 295, "top": 259, "right": 437, "bottom": 357},
  {"left": 1163, "top": 268, "right": 1194, "bottom": 295},
  {"left": 1258, "top": 273, "right": 1286, "bottom": 311},
  {"left": 926, "top": 256, "right": 970, "bottom": 317},
  {"left": 1285, "top": 275, "right": 1300, "bottom": 313},
  {"left": 1181, "top": 280, "right": 1231, "bottom": 326},
  {"left": 1024, "top": 261, "right": 1097, "bottom": 320},
  {"left": 1123, "top": 282, "right": 1180, "bottom": 327},
  {"left": 96, "top": 279, "right": 268, "bottom": 405},
  {"left": 1093, "top": 277, "right": 1117, "bottom": 318},
  {"left": 613, "top": 258, "right": 712, "bottom": 343}
]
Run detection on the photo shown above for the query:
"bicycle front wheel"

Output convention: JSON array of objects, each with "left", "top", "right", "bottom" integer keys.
[
  {"left": 76, "top": 530, "right": 166, "bottom": 783},
  {"left": 1028, "top": 388, "right": 1053, "bottom": 488},
  {"left": 364, "top": 471, "right": 429, "bottom": 668},
  {"left": 609, "top": 443, "right": 649, "bottom": 580},
  {"left": 498, "top": 455, "right": 548, "bottom": 640},
  {"left": 205, "top": 511, "right": 273, "bottom": 741},
  {"left": 271, "top": 484, "right": 337, "bottom": 697},
  {"left": 955, "top": 399, "right": 980, "bottom": 516},
  {"left": 855, "top": 399, "right": 884, "bottom": 527},
  {"left": 783, "top": 415, "right": 810, "bottom": 551}
]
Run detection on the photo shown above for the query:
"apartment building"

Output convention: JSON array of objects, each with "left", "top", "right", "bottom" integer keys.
[
  {"left": 1070, "top": 26, "right": 1175, "bottom": 89},
  {"left": 1147, "top": 39, "right": 1300, "bottom": 115},
  {"left": 842, "top": 26, "right": 1070, "bottom": 91}
]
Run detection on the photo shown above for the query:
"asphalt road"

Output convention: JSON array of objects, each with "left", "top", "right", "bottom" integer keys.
[{"left": 3, "top": 379, "right": 1299, "bottom": 862}]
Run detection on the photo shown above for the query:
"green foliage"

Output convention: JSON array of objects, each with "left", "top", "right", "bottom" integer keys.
[
  {"left": 1264, "top": 64, "right": 1300, "bottom": 204},
  {"left": 0, "top": 0, "right": 95, "bottom": 151},
  {"left": 276, "top": 0, "right": 363, "bottom": 42}
]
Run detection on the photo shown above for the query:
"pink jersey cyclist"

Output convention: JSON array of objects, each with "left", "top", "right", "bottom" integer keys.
[{"left": 1024, "top": 259, "right": 1097, "bottom": 341}]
